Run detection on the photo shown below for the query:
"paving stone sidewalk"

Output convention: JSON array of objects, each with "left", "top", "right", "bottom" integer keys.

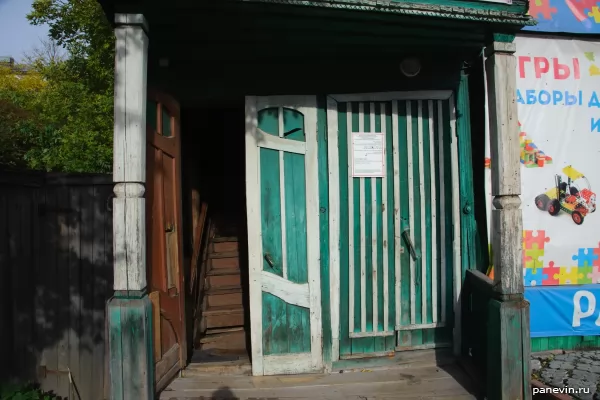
[{"left": 532, "top": 351, "right": 600, "bottom": 400}]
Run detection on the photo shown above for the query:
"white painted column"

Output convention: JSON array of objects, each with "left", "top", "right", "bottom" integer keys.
[
  {"left": 113, "top": 13, "right": 149, "bottom": 293},
  {"left": 109, "top": 13, "right": 154, "bottom": 400},
  {"left": 485, "top": 39, "right": 523, "bottom": 295}
]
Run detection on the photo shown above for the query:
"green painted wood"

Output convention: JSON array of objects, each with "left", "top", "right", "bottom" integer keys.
[
  {"left": 108, "top": 295, "right": 154, "bottom": 400},
  {"left": 457, "top": 73, "right": 479, "bottom": 285},
  {"left": 384, "top": 103, "right": 396, "bottom": 334},
  {"left": 337, "top": 97, "right": 454, "bottom": 358},
  {"left": 486, "top": 299, "right": 529, "bottom": 400},
  {"left": 338, "top": 102, "right": 351, "bottom": 356},
  {"left": 258, "top": 106, "right": 312, "bottom": 355},
  {"left": 531, "top": 336, "right": 600, "bottom": 352},
  {"left": 317, "top": 95, "right": 332, "bottom": 367},
  {"left": 410, "top": 101, "right": 424, "bottom": 348},
  {"left": 442, "top": 101, "right": 455, "bottom": 327}
]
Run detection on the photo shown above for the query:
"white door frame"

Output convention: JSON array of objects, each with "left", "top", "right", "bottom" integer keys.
[
  {"left": 326, "top": 91, "right": 462, "bottom": 362},
  {"left": 245, "top": 95, "right": 323, "bottom": 376}
]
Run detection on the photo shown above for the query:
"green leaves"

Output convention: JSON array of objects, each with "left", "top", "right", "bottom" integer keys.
[
  {"left": 0, "top": 382, "right": 58, "bottom": 400},
  {"left": 0, "top": 0, "right": 115, "bottom": 173}
]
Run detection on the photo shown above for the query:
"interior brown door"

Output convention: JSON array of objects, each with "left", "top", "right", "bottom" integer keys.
[{"left": 146, "top": 89, "right": 186, "bottom": 391}]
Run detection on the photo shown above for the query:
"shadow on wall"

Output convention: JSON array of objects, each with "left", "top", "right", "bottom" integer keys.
[{"left": 0, "top": 171, "right": 114, "bottom": 400}]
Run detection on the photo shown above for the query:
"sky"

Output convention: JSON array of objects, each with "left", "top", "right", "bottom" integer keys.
[{"left": 0, "top": 0, "right": 49, "bottom": 62}]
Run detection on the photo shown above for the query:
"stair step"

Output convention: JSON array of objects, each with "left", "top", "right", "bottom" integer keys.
[
  {"left": 204, "top": 305, "right": 243, "bottom": 316},
  {"left": 207, "top": 268, "right": 240, "bottom": 277},
  {"left": 211, "top": 256, "right": 240, "bottom": 269},
  {"left": 200, "top": 329, "right": 245, "bottom": 344},
  {"left": 206, "top": 286, "right": 243, "bottom": 307},
  {"left": 204, "top": 305, "right": 244, "bottom": 329},
  {"left": 212, "top": 236, "right": 239, "bottom": 243},
  {"left": 207, "top": 273, "right": 241, "bottom": 288},
  {"left": 205, "top": 326, "right": 244, "bottom": 335},
  {"left": 212, "top": 241, "right": 239, "bottom": 253},
  {"left": 183, "top": 358, "right": 251, "bottom": 376},
  {"left": 209, "top": 250, "right": 238, "bottom": 259}
]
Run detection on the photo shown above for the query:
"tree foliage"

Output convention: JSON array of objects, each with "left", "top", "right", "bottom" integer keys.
[{"left": 0, "top": 0, "right": 115, "bottom": 173}]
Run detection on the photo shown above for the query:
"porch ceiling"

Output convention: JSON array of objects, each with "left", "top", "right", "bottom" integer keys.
[{"left": 101, "top": 0, "right": 522, "bottom": 105}]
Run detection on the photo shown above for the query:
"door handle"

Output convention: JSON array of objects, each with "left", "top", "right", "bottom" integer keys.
[
  {"left": 401, "top": 227, "right": 420, "bottom": 261},
  {"left": 264, "top": 253, "right": 281, "bottom": 273}
]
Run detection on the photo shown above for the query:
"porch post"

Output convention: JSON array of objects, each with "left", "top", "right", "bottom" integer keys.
[
  {"left": 108, "top": 13, "right": 154, "bottom": 400},
  {"left": 485, "top": 34, "right": 531, "bottom": 400}
]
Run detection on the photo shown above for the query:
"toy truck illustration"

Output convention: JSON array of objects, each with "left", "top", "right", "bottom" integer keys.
[{"left": 534, "top": 166, "right": 596, "bottom": 225}]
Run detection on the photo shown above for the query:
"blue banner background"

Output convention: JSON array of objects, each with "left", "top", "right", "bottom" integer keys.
[
  {"left": 526, "top": 284, "right": 600, "bottom": 337},
  {"left": 524, "top": 0, "right": 600, "bottom": 34}
]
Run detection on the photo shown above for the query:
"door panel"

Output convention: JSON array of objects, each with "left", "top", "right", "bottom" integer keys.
[
  {"left": 146, "top": 89, "right": 186, "bottom": 390},
  {"left": 328, "top": 93, "right": 460, "bottom": 359},
  {"left": 245, "top": 96, "right": 323, "bottom": 375}
]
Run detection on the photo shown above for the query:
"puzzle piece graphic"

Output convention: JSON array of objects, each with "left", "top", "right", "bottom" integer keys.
[
  {"left": 529, "top": 0, "right": 558, "bottom": 20},
  {"left": 543, "top": 262, "right": 561, "bottom": 286},
  {"left": 557, "top": 266, "right": 583, "bottom": 285},
  {"left": 587, "top": 266, "right": 600, "bottom": 284},
  {"left": 585, "top": 52, "right": 596, "bottom": 62},
  {"left": 524, "top": 267, "right": 548, "bottom": 287},
  {"left": 572, "top": 248, "right": 599, "bottom": 267},
  {"left": 525, "top": 248, "right": 545, "bottom": 270},
  {"left": 589, "top": 5, "right": 600, "bottom": 22},
  {"left": 523, "top": 230, "right": 551, "bottom": 250},
  {"left": 565, "top": 0, "right": 598, "bottom": 21},
  {"left": 579, "top": 266, "right": 594, "bottom": 284},
  {"left": 594, "top": 243, "right": 600, "bottom": 267}
]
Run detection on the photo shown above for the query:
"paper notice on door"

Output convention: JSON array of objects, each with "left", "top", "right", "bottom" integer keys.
[{"left": 351, "top": 132, "right": 385, "bottom": 177}]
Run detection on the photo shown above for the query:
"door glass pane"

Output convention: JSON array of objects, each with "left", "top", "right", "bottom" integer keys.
[{"left": 147, "top": 100, "right": 157, "bottom": 131}]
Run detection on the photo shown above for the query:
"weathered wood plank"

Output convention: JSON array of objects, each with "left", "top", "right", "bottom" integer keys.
[
  {"left": 68, "top": 187, "right": 82, "bottom": 391},
  {"left": 0, "top": 190, "right": 9, "bottom": 381}
]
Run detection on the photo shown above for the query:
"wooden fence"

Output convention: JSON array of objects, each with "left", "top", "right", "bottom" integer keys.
[{"left": 0, "top": 170, "right": 114, "bottom": 400}]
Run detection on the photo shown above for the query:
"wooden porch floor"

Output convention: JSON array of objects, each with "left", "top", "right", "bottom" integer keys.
[{"left": 160, "top": 352, "right": 480, "bottom": 399}]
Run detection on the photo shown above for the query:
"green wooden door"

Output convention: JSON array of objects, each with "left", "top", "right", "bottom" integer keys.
[
  {"left": 245, "top": 95, "right": 323, "bottom": 375},
  {"left": 327, "top": 92, "right": 461, "bottom": 360}
]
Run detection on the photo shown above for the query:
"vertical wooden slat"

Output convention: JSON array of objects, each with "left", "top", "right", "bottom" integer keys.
[
  {"left": 438, "top": 100, "right": 447, "bottom": 324},
  {"left": 0, "top": 188, "right": 9, "bottom": 380},
  {"left": 449, "top": 94, "right": 462, "bottom": 356},
  {"left": 278, "top": 107, "right": 288, "bottom": 280},
  {"left": 392, "top": 101, "right": 401, "bottom": 328},
  {"left": 103, "top": 184, "right": 114, "bottom": 399},
  {"left": 347, "top": 105, "right": 355, "bottom": 334},
  {"left": 92, "top": 186, "right": 109, "bottom": 399},
  {"left": 327, "top": 97, "right": 341, "bottom": 361},
  {"left": 22, "top": 188, "right": 34, "bottom": 378},
  {"left": 406, "top": 101, "right": 416, "bottom": 326},
  {"left": 370, "top": 103, "right": 378, "bottom": 332},
  {"left": 56, "top": 186, "right": 71, "bottom": 396},
  {"left": 79, "top": 186, "right": 94, "bottom": 400},
  {"left": 8, "top": 188, "right": 23, "bottom": 376},
  {"left": 381, "top": 104, "right": 389, "bottom": 332},
  {"left": 45, "top": 187, "right": 60, "bottom": 393},
  {"left": 68, "top": 187, "right": 82, "bottom": 394},
  {"left": 428, "top": 100, "right": 438, "bottom": 323},
  {"left": 358, "top": 102, "right": 367, "bottom": 333},
  {"left": 417, "top": 101, "right": 427, "bottom": 324}
]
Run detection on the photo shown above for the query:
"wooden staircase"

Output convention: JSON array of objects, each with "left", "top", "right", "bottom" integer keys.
[{"left": 197, "top": 233, "right": 248, "bottom": 358}]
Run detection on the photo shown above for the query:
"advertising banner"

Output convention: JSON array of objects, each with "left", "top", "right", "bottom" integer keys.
[
  {"left": 486, "top": 35, "right": 600, "bottom": 336},
  {"left": 524, "top": 0, "right": 600, "bottom": 34},
  {"left": 526, "top": 284, "right": 600, "bottom": 337}
]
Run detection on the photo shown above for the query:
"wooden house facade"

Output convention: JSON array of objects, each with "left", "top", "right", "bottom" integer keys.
[{"left": 97, "top": 0, "right": 535, "bottom": 398}]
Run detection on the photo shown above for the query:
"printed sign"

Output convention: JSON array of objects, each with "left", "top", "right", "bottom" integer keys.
[
  {"left": 485, "top": 35, "right": 600, "bottom": 297},
  {"left": 527, "top": 284, "right": 600, "bottom": 337},
  {"left": 352, "top": 132, "right": 386, "bottom": 177},
  {"left": 524, "top": 0, "right": 600, "bottom": 34}
]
